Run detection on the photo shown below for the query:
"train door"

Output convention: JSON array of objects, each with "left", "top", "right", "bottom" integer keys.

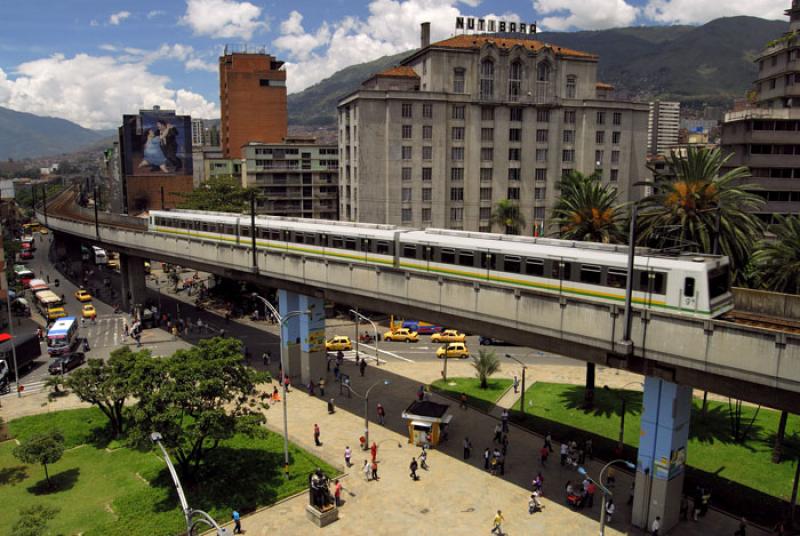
[
  {"left": 552, "top": 258, "right": 572, "bottom": 295},
  {"left": 681, "top": 276, "right": 697, "bottom": 311},
  {"left": 481, "top": 250, "right": 494, "bottom": 281}
]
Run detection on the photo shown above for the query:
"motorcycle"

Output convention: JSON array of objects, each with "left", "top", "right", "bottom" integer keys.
[{"left": 359, "top": 333, "right": 375, "bottom": 344}]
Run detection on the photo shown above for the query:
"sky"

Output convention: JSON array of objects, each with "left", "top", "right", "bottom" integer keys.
[{"left": 0, "top": 0, "right": 790, "bottom": 130}]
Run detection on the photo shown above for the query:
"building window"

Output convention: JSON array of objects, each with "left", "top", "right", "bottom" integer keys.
[
  {"left": 402, "top": 167, "right": 412, "bottom": 181},
  {"left": 481, "top": 147, "right": 494, "bottom": 161},
  {"left": 422, "top": 208, "right": 432, "bottom": 221},
  {"left": 595, "top": 150, "right": 604, "bottom": 166},
  {"left": 507, "top": 187, "right": 520, "bottom": 200},
  {"left": 451, "top": 167, "right": 464, "bottom": 181},
  {"left": 480, "top": 207, "right": 492, "bottom": 219},
  {"left": 561, "top": 168, "right": 573, "bottom": 178},
  {"left": 613, "top": 112, "right": 622, "bottom": 125},
  {"left": 509, "top": 61, "right": 522, "bottom": 101},
  {"left": 402, "top": 103, "right": 412, "bottom": 118},
  {"left": 509, "top": 148, "right": 521, "bottom": 161},
  {"left": 596, "top": 130, "right": 605, "bottom": 144},
  {"left": 451, "top": 207, "right": 464, "bottom": 221},
  {"left": 480, "top": 187, "right": 492, "bottom": 200},
  {"left": 482, "top": 106, "right": 495, "bottom": 121},
  {"left": 566, "top": 75, "right": 577, "bottom": 98},
  {"left": 451, "top": 147, "right": 464, "bottom": 161},
  {"left": 535, "top": 168, "right": 547, "bottom": 182},
  {"left": 453, "top": 68, "right": 465, "bottom": 93},
  {"left": 452, "top": 127, "right": 465, "bottom": 141},
  {"left": 611, "top": 150, "right": 620, "bottom": 164},
  {"left": 509, "top": 128, "right": 522, "bottom": 142},
  {"left": 423, "top": 103, "right": 433, "bottom": 118},
  {"left": 562, "top": 149, "right": 575, "bottom": 162},
  {"left": 480, "top": 59, "right": 495, "bottom": 99},
  {"left": 452, "top": 105, "right": 465, "bottom": 120},
  {"left": 536, "top": 129, "right": 549, "bottom": 143},
  {"left": 537, "top": 62, "right": 550, "bottom": 82},
  {"left": 402, "top": 125, "right": 413, "bottom": 139},
  {"left": 612, "top": 131, "right": 621, "bottom": 144},
  {"left": 510, "top": 107, "right": 523, "bottom": 122},
  {"left": 537, "top": 109, "right": 550, "bottom": 122},
  {"left": 535, "top": 187, "right": 546, "bottom": 200},
  {"left": 610, "top": 169, "right": 619, "bottom": 182},
  {"left": 536, "top": 148, "right": 548, "bottom": 161},
  {"left": 508, "top": 168, "right": 521, "bottom": 181},
  {"left": 481, "top": 128, "right": 494, "bottom": 141},
  {"left": 480, "top": 168, "right": 493, "bottom": 182},
  {"left": 563, "top": 130, "right": 575, "bottom": 143},
  {"left": 772, "top": 55, "right": 778, "bottom": 66},
  {"left": 402, "top": 208, "right": 412, "bottom": 222},
  {"left": 422, "top": 188, "right": 432, "bottom": 201},
  {"left": 402, "top": 187, "right": 412, "bottom": 202},
  {"left": 422, "top": 167, "right": 432, "bottom": 181},
  {"left": 423, "top": 146, "right": 432, "bottom": 160},
  {"left": 534, "top": 207, "right": 545, "bottom": 220},
  {"left": 564, "top": 110, "right": 576, "bottom": 124},
  {"left": 423, "top": 125, "right": 433, "bottom": 139},
  {"left": 402, "top": 146, "right": 412, "bottom": 160}
]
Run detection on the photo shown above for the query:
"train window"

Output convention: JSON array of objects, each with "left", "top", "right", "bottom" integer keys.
[
  {"left": 295, "top": 233, "right": 304, "bottom": 244},
  {"left": 580, "top": 265, "right": 602, "bottom": 284},
  {"left": 361, "top": 238, "right": 371, "bottom": 252},
  {"left": 423, "top": 246, "right": 433, "bottom": 261},
  {"left": 607, "top": 269, "right": 627, "bottom": 289},
  {"left": 344, "top": 238, "right": 357, "bottom": 250},
  {"left": 282, "top": 230, "right": 291, "bottom": 242},
  {"left": 481, "top": 252, "right": 496, "bottom": 270},
  {"left": 684, "top": 277, "right": 695, "bottom": 297},
  {"left": 503, "top": 256, "right": 521, "bottom": 274},
  {"left": 441, "top": 249, "right": 455, "bottom": 264},
  {"left": 270, "top": 230, "right": 281, "bottom": 240},
  {"left": 639, "top": 271, "right": 666, "bottom": 295},
  {"left": 241, "top": 226, "right": 250, "bottom": 236},
  {"left": 202, "top": 223, "right": 209, "bottom": 232},
  {"left": 258, "top": 228, "right": 269, "bottom": 239},
  {"left": 333, "top": 237, "right": 344, "bottom": 249},
  {"left": 402, "top": 245, "right": 417, "bottom": 259},
  {"left": 458, "top": 251, "right": 474, "bottom": 267},
  {"left": 552, "top": 261, "right": 572, "bottom": 280},
  {"left": 709, "top": 267, "right": 729, "bottom": 299},
  {"left": 525, "top": 259, "right": 544, "bottom": 276},
  {"left": 306, "top": 234, "right": 317, "bottom": 245},
  {"left": 376, "top": 241, "right": 390, "bottom": 255}
]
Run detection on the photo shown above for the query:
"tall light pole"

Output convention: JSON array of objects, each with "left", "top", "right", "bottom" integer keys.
[
  {"left": 252, "top": 293, "right": 308, "bottom": 478},
  {"left": 578, "top": 459, "right": 635, "bottom": 536},
  {"left": 3, "top": 265, "right": 20, "bottom": 398},
  {"left": 343, "top": 379, "right": 391, "bottom": 450},
  {"left": 621, "top": 204, "right": 637, "bottom": 355},
  {"left": 603, "top": 382, "right": 644, "bottom": 454},
  {"left": 504, "top": 353, "right": 528, "bottom": 412},
  {"left": 150, "top": 432, "right": 229, "bottom": 535},
  {"left": 349, "top": 309, "right": 379, "bottom": 366}
]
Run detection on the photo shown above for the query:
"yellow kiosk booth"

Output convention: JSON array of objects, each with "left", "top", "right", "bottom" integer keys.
[{"left": 401, "top": 401, "right": 453, "bottom": 447}]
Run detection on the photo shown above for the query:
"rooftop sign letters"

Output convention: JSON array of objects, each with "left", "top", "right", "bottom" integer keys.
[{"left": 455, "top": 17, "right": 537, "bottom": 35}]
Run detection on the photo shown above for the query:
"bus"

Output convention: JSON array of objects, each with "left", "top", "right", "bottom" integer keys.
[
  {"left": 27, "top": 279, "right": 49, "bottom": 295},
  {"left": 22, "top": 222, "right": 43, "bottom": 234},
  {"left": 47, "top": 317, "right": 79, "bottom": 356},
  {"left": 92, "top": 246, "right": 108, "bottom": 265},
  {"left": 35, "top": 290, "right": 66, "bottom": 321}
]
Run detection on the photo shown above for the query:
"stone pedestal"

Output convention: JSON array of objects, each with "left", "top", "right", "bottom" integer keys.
[{"left": 305, "top": 504, "right": 339, "bottom": 527}]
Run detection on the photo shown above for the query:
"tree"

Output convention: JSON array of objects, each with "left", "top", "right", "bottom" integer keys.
[
  {"left": 752, "top": 215, "right": 800, "bottom": 294},
  {"left": 13, "top": 431, "right": 65, "bottom": 488},
  {"left": 176, "top": 176, "right": 254, "bottom": 212},
  {"left": 552, "top": 171, "right": 627, "bottom": 243},
  {"left": 12, "top": 505, "right": 60, "bottom": 536},
  {"left": 129, "top": 337, "right": 270, "bottom": 477},
  {"left": 471, "top": 349, "right": 501, "bottom": 389},
  {"left": 490, "top": 199, "right": 526, "bottom": 235},
  {"left": 66, "top": 346, "right": 147, "bottom": 437},
  {"left": 44, "top": 375, "right": 68, "bottom": 400},
  {"left": 637, "top": 146, "right": 764, "bottom": 281}
]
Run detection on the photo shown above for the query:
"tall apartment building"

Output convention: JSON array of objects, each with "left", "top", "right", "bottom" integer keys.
[
  {"left": 720, "top": 0, "right": 800, "bottom": 221},
  {"left": 219, "top": 46, "right": 288, "bottom": 159},
  {"left": 647, "top": 101, "right": 680, "bottom": 156},
  {"left": 241, "top": 138, "right": 339, "bottom": 219},
  {"left": 191, "top": 118, "right": 205, "bottom": 147},
  {"left": 338, "top": 24, "right": 648, "bottom": 234}
]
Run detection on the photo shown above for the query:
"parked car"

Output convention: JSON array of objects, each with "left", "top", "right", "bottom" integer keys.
[
  {"left": 431, "top": 329, "right": 466, "bottom": 343},
  {"left": 478, "top": 336, "right": 514, "bottom": 346},
  {"left": 435, "top": 342, "right": 470, "bottom": 359},
  {"left": 383, "top": 328, "right": 419, "bottom": 343},
  {"left": 326, "top": 336, "right": 352, "bottom": 352},
  {"left": 48, "top": 352, "right": 86, "bottom": 375}
]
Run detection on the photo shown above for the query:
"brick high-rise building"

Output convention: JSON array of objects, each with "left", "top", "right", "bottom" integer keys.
[{"left": 219, "top": 46, "right": 288, "bottom": 159}]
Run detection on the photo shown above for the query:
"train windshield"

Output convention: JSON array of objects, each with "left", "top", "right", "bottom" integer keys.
[{"left": 708, "top": 266, "right": 730, "bottom": 299}]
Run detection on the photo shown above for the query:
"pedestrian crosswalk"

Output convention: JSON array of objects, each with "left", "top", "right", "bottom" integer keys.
[{"left": 81, "top": 315, "right": 128, "bottom": 349}]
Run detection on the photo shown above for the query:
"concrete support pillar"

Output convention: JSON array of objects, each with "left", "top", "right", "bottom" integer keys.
[
  {"left": 298, "top": 294, "right": 326, "bottom": 387},
  {"left": 278, "top": 289, "right": 301, "bottom": 382},
  {"left": 632, "top": 376, "right": 693, "bottom": 533},
  {"left": 120, "top": 253, "right": 147, "bottom": 315}
]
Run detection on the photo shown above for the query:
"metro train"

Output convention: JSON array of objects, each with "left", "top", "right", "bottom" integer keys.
[{"left": 148, "top": 209, "right": 733, "bottom": 320}]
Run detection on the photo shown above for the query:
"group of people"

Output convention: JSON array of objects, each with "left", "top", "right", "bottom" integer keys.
[{"left": 559, "top": 438, "right": 592, "bottom": 468}]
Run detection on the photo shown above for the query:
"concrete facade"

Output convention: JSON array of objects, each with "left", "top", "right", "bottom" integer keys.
[
  {"left": 241, "top": 139, "right": 339, "bottom": 219},
  {"left": 338, "top": 28, "right": 648, "bottom": 234},
  {"left": 647, "top": 101, "right": 680, "bottom": 156}
]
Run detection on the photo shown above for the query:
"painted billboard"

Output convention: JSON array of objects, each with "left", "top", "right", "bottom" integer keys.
[{"left": 121, "top": 111, "right": 193, "bottom": 176}]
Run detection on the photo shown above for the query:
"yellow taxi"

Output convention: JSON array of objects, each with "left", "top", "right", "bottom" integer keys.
[
  {"left": 326, "top": 336, "right": 352, "bottom": 352},
  {"left": 38, "top": 227, "right": 49, "bottom": 235},
  {"left": 82, "top": 304, "right": 97, "bottom": 319},
  {"left": 107, "top": 258, "right": 120, "bottom": 271},
  {"left": 431, "top": 329, "right": 466, "bottom": 343},
  {"left": 383, "top": 328, "right": 419, "bottom": 342},
  {"left": 46, "top": 306, "right": 67, "bottom": 321},
  {"left": 436, "top": 342, "right": 470, "bottom": 359},
  {"left": 74, "top": 289, "right": 92, "bottom": 302}
]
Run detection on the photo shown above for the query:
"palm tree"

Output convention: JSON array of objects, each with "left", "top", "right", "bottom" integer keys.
[
  {"left": 552, "top": 171, "right": 627, "bottom": 243},
  {"left": 752, "top": 215, "right": 800, "bottom": 294},
  {"left": 637, "top": 146, "right": 764, "bottom": 280},
  {"left": 471, "top": 349, "right": 501, "bottom": 389},
  {"left": 491, "top": 199, "right": 526, "bottom": 235}
]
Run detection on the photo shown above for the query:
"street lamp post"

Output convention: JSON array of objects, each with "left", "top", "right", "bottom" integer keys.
[
  {"left": 349, "top": 309, "right": 379, "bottom": 365},
  {"left": 603, "top": 382, "right": 644, "bottom": 455},
  {"left": 343, "top": 379, "right": 391, "bottom": 450},
  {"left": 150, "top": 432, "right": 228, "bottom": 535},
  {"left": 504, "top": 353, "right": 528, "bottom": 412},
  {"left": 579, "top": 459, "right": 635, "bottom": 536},
  {"left": 3, "top": 272, "right": 21, "bottom": 398}
]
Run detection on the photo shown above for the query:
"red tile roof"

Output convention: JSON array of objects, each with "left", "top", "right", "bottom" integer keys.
[
  {"left": 430, "top": 34, "right": 598, "bottom": 60},
  {"left": 596, "top": 82, "right": 615, "bottom": 90},
  {"left": 376, "top": 65, "right": 420, "bottom": 78}
]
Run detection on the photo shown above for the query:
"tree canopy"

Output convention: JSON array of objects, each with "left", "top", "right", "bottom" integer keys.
[
  {"left": 752, "top": 215, "right": 800, "bottom": 294},
  {"left": 491, "top": 199, "right": 526, "bottom": 235},
  {"left": 176, "top": 176, "right": 254, "bottom": 213},
  {"left": 552, "top": 170, "right": 627, "bottom": 243},
  {"left": 13, "top": 431, "right": 65, "bottom": 488},
  {"left": 472, "top": 349, "right": 501, "bottom": 389}
]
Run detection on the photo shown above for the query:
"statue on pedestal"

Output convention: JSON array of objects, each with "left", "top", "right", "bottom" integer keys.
[{"left": 308, "top": 468, "right": 334, "bottom": 510}]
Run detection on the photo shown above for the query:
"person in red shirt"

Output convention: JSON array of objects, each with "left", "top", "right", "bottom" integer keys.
[
  {"left": 370, "top": 441, "right": 378, "bottom": 462},
  {"left": 586, "top": 481, "right": 597, "bottom": 508},
  {"left": 334, "top": 479, "right": 342, "bottom": 507},
  {"left": 540, "top": 444, "right": 549, "bottom": 466}
]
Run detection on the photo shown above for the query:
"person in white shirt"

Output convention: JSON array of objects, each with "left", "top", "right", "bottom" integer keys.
[
  {"left": 605, "top": 498, "right": 615, "bottom": 523},
  {"left": 651, "top": 516, "right": 661, "bottom": 535}
]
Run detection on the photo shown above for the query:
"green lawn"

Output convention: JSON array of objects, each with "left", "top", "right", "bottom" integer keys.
[
  {"left": 513, "top": 382, "right": 800, "bottom": 501},
  {"left": 430, "top": 377, "right": 512, "bottom": 412},
  {"left": 1, "top": 408, "right": 335, "bottom": 536}
]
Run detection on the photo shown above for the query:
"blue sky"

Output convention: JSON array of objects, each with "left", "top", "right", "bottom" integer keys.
[{"left": 0, "top": 0, "right": 788, "bottom": 129}]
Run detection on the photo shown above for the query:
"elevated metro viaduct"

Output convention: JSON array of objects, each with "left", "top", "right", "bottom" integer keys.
[{"left": 39, "top": 202, "right": 800, "bottom": 533}]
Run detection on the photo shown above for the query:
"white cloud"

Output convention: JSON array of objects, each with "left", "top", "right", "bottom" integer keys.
[
  {"left": 534, "top": 0, "right": 638, "bottom": 31},
  {"left": 90, "top": 19, "right": 99, "bottom": 27},
  {"left": 181, "top": 0, "right": 267, "bottom": 40},
  {"left": 147, "top": 10, "right": 166, "bottom": 19},
  {"left": 109, "top": 11, "right": 131, "bottom": 26},
  {"left": 274, "top": 11, "right": 331, "bottom": 62},
  {"left": 643, "top": 0, "right": 787, "bottom": 24},
  {"left": 459, "top": 0, "right": 481, "bottom": 6},
  {"left": 185, "top": 57, "right": 218, "bottom": 72},
  {"left": 0, "top": 53, "right": 219, "bottom": 129},
  {"left": 98, "top": 44, "right": 118, "bottom": 52}
]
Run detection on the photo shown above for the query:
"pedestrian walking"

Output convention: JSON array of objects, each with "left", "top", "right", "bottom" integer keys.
[
  {"left": 419, "top": 448, "right": 428, "bottom": 470},
  {"left": 513, "top": 375, "right": 519, "bottom": 394},
  {"left": 308, "top": 379, "right": 316, "bottom": 396},
  {"left": 334, "top": 363, "right": 340, "bottom": 381},
  {"left": 540, "top": 444, "right": 549, "bottom": 466},
  {"left": 232, "top": 510, "right": 241, "bottom": 534},
  {"left": 359, "top": 358, "right": 366, "bottom": 376},
  {"left": 491, "top": 510, "right": 504, "bottom": 535},
  {"left": 417, "top": 385, "right": 425, "bottom": 401},
  {"left": 363, "top": 459, "right": 370, "bottom": 481},
  {"left": 409, "top": 457, "right": 419, "bottom": 480},
  {"left": 586, "top": 481, "right": 596, "bottom": 508},
  {"left": 463, "top": 437, "right": 472, "bottom": 459},
  {"left": 284, "top": 375, "right": 291, "bottom": 392},
  {"left": 123, "top": 322, "right": 129, "bottom": 337},
  {"left": 460, "top": 392, "right": 468, "bottom": 410},
  {"left": 371, "top": 460, "right": 379, "bottom": 481},
  {"left": 605, "top": 498, "right": 615, "bottom": 524},
  {"left": 584, "top": 438, "right": 593, "bottom": 460},
  {"left": 606, "top": 466, "right": 616, "bottom": 488},
  {"left": 493, "top": 423, "right": 502, "bottom": 443},
  {"left": 483, "top": 447, "right": 490, "bottom": 469},
  {"left": 545, "top": 432, "right": 553, "bottom": 452},
  {"left": 328, "top": 398, "right": 335, "bottom": 414},
  {"left": 560, "top": 442, "right": 568, "bottom": 466},
  {"left": 334, "top": 479, "right": 342, "bottom": 507},
  {"left": 370, "top": 441, "right": 378, "bottom": 463},
  {"left": 319, "top": 377, "right": 326, "bottom": 397},
  {"left": 376, "top": 403, "right": 386, "bottom": 425},
  {"left": 532, "top": 472, "right": 543, "bottom": 492},
  {"left": 501, "top": 409, "right": 509, "bottom": 433},
  {"left": 501, "top": 434, "right": 509, "bottom": 456},
  {"left": 344, "top": 446, "right": 352, "bottom": 467},
  {"left": 262, "top": 351, "right": 268, "bottom": 365},
  {"left": 314, "top": 423, "right": 321, "bottom": 446},
  {"left": 651, "top": 516, "right": 661, "bottom": 536}
]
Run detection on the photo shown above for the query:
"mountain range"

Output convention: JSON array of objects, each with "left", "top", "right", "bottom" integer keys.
[{"left": 288, "top": 15, "right": 788, "bottom": 127}]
